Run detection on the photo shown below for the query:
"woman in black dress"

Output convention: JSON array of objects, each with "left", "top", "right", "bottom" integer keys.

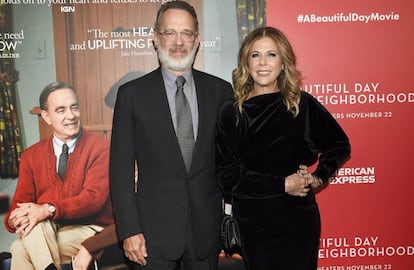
[{"left": 216, "top": 27, "right": 351, "bottom": 270}]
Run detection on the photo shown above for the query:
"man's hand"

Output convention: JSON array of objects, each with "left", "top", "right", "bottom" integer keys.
[
  {"left": 8, "top": 202, "right": 50, "bottom": 236},
  {"left": 72, "top": 245, "right": 93, "bottom": 270},
  {"left": 123, "top": 233, "right": 148, "bottom": 266}
]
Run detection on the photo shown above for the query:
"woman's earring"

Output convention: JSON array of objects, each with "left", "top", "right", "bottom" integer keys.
[{"left": 247, "top": 76, "right": 253, "bottom": 84}]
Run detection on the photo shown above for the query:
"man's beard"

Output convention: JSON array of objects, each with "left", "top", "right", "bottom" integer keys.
[{"left": 157, "top": 44, "right": 197, "bottom": 72}]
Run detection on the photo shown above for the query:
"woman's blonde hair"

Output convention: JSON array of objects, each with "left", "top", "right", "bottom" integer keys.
[{"left": 233, "top": 27, "right": 302, "bottom": 116}]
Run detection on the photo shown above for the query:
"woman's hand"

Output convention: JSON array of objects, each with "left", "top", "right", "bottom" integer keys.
[
  {"left": 285, "top": 165, "right": 314, "bottom": 197},
  {"left": 297, "top": 165, "right": 324, "bottom": 189}
]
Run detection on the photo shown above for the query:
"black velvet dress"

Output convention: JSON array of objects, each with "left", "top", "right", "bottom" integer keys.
[{"left": 216, "top": 92, "right": 350, "bottom": 270}]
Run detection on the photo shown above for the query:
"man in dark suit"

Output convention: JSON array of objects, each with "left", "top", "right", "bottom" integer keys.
[{"left": 109, "top": 1, "right": 233, "bottom": 270}]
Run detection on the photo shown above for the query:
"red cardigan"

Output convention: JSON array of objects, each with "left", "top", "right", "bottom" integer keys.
[{"left": 4, "top": 129, "right": 114, "bottom": 232}]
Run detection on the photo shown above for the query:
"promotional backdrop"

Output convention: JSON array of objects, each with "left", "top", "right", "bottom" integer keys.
[{"left": 268, "top": 1, "right": 413, "bottom": 269}]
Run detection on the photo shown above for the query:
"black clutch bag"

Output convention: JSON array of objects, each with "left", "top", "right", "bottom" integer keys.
[{"left": 220, "top": 203, "right": 242, "bottom": 256}]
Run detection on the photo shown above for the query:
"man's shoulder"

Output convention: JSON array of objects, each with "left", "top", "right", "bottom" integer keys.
[
  {"left": 192, "top": 70, "right": 233, "bottom": 101},
  {"left": 24, "top": 138, "right": 50, "bottom": 152},
  {"left": 116, "top": 69, "right": 163, "bottom": 100},
  {"left": 19, "top": 139, "right": 51, "bottom": 162},
  {"left": 192, "top": 69, "right": 231, "bottom": 86},
  {"left": 82, "top": 129, "right": 109, "bottom": 143},
  {"left": 121, "top": 69, "right": 161, "bottom": 89},
  {"left": 75, "top": 133, "right": 109, "bottom": 163}
]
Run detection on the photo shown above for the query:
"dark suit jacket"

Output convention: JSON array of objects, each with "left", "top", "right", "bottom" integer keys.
[{"left": 110, "top": 67, "right": 233, "bottom": 260}]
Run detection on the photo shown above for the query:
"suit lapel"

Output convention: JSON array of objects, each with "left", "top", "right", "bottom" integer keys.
[
  {"left": 190, "top": 71, "right": 212, "bottom": 174},
  {"left": 146, "top": 69, "right": 187, "bottom": 171},
  {"left": 149, "top": 68, "right": 194, "bottom": 174},
  {"left": 148, "top": 69, "right": 176, "bottom": 137}
]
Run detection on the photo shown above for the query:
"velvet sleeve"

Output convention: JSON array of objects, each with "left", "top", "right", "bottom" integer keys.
[
  {"left": 304, "top": 93, "right": 351, "bottom": 183},
  {"left": 215, "top": 103, "right": 286, "bottom": 200}
]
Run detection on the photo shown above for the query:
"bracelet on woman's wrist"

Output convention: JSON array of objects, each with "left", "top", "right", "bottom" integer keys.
[{"left": 312, "top": 175, "right": 324, "bottom": 186}]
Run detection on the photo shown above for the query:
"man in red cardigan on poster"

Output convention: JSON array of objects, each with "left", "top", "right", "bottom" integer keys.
[{"left": 3, "top": 82, "right": 114, "bottom": 270}]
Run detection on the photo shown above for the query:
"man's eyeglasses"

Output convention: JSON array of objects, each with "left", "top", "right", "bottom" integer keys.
[{"left": 158, "top": 30, "right": 198, "bottom": 42}]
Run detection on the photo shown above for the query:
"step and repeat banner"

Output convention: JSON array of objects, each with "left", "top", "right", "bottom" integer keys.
[
  {"left": 267, "top": 0, "right": 413, "bottom": 269},
  {"left": 1, "top": 0, "right": 412, "bottom": 268}
]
